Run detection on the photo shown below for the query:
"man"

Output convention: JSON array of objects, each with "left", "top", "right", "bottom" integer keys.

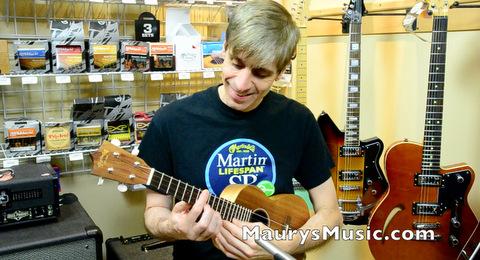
[{"left": 139, "top": 0, "right": 342, "bottom": 259}]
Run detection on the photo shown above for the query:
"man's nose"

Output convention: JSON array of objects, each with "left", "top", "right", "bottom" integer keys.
[{"left": 235, "top": 68, "right": 253, "bottom": 92}]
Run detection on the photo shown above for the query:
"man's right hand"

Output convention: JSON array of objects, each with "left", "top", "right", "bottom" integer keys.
[{"left": 167, "top": 189, "right": 222, "bottom": 241}]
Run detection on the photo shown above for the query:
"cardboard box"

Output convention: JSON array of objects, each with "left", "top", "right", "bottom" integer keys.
[
  {"left": 173, "top": 24, "right": 202, "bottom": 71},
  {"left": 4, "top": 119, "right": 42, "bottom": 156},
  {"left": 150, "top": 43, "right": 175, "bottom": 71}
]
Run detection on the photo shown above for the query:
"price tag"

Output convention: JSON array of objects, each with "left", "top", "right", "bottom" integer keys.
[
  {"left": 69, "top": 152, "right": 84, "bottom": 162},
  {"left": 178, "top": 72, "right": 190, "bottom": 80},
  {"left": 22, "top": 76, "right": 38, "bottom": 85},
  {"left": 150, "top": 73, "right": 164, "bottom": 81},
  {"left": 145, "top": 0, "right": 158, "bottom": 5},
  {"left": 90, "top": 0, "right": 103, "bottom": 2},
  {"left": 206, "top": 0, "right": 214, "bottom": 4},
  {"left": 121, "top": 72, "right": 135, "bottom": 81},
  {"left": 55, "top": 75, "right": 71, "bottom": 84},
  {"left": 88, "top": 74, "right": 103, "bottom": 83},
  {"left": 226, "top": 0, "right": 233, "bottom": 6},
  {"left": 36, "top": 155, "right": 52, "bottom": 163},
  {"left": 188, "top": 0, "right": 195, "bottom": 3},
  {"left": 203, "top": 70, "right": 215, "bottom": 79},
  {"left": 0, "top": 76, "right": 11, "bottom": 86},
  {"left": 3, "top": 159, "right": 19, "bottom": 168},
  {"left": 122, "top": 0, "right": 136, "bottom": 3}
]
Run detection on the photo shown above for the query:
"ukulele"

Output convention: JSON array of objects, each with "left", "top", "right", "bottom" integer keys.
[
  {"left": 458, "top": 222, "right": 480, "bottom": 260},
  {"left": 91, "top": 141, "right": 310, "bottom": 232},
  {"left": 368, "top": 1, "right": 478, "bottom": 259},
  {"left": 317, "top": 0, "right": 387, "bottom": 225}
]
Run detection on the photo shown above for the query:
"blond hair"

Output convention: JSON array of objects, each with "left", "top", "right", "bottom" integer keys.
[{"left": 225, "top": 0, "right": 300, "bottom": 73}]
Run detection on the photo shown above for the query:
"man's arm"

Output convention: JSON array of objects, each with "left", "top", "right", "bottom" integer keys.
[
  {"left": 283, "top": 177, "right": 343, "bottom": 254},
  {"left": 144, "top": 189, "right": 223, "bottom": 241},
  {"left": 214, "top": 177, "right": 343, "bottom": 258}
]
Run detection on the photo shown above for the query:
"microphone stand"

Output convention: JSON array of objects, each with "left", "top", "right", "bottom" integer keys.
[{"left": 255, "top": 238, "right": 295, "bottom": 260}]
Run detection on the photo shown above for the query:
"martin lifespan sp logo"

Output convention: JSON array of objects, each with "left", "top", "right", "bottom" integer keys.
[{"left": 205, "top": 139, "right": 276, "bottom": 196}]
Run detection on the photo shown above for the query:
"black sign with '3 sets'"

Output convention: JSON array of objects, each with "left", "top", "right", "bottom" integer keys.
[{"left": 135, "top": 12, "right": 160, "bottom": 42}]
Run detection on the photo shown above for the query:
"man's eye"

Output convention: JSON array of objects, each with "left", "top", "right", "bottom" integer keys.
[{"left": 232, "top": 63, "right": 242, "bottom": 69}]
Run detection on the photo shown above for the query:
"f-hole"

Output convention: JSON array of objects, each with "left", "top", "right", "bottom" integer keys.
[{"left": 249, "top": 208, "right": 269, "bottom": 226}]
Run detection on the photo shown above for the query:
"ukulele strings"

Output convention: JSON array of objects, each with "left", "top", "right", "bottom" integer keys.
[{"left": 140, "top": 165, "right": 291, "bottom": 229}]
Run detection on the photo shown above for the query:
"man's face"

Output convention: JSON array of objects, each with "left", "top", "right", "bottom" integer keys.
[{"left": 218, "top": 50, "right": 279, "bottom": 112}]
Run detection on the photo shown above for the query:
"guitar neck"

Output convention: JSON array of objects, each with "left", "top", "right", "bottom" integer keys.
[
  {"left": 345, "top": 21, "right": 362, "bottom": 147},
  {"left": 147, "top": 170, "right": 252, "bottom": 222},
  {"left": 422, "top": 16, "right": 448, "bottom": 173}
]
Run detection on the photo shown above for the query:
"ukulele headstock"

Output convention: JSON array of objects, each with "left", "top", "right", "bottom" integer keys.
[{"left": 90, "top": 141, "right": 150, "bottom": 185}]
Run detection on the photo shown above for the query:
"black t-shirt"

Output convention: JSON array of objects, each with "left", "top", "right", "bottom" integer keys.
[{"left": 139, "top": 86, "right": 333, "bottom": 259}]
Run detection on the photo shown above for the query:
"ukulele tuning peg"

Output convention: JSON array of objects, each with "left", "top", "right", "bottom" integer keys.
[
  {"left": 117, "top": 183, "right": 128, "bottom": 193},
  {"left": 97, "top": 177, "right": 104, "bottom": 186},
  {"left": 111, "top": 139, "right": 121, "bottom": 147}
]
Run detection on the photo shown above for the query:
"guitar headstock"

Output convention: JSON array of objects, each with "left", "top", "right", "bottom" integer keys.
[
  {"left": 90, "top": 141, "right": 150, "bottom": 185},
  {"left": 427, "top": 0, "right": 449, "bottom": 16},
  {"left": 343, "top": 0, "right": 365, "bottom": 24}
]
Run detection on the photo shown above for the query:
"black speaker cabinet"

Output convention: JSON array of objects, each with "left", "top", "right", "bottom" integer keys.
[
  {"left": 0, "top": 193, "right": 102, "bottom": 259},
  {"left": 106, "top": 234, "right": 173, "bottom": 260}
]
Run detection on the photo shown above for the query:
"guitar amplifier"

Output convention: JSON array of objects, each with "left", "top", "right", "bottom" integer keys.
[
  {"left": 0, "top": 163, "right": 59, "bottom": 228},
  {"left": 106, "top": 234, "right": 173, "bottom": 260},
  {"left": 0, "top": 193, "right": 102, "bottom": 259}
]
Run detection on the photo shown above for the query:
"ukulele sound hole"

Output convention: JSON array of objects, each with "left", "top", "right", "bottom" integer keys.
[{"left": 249, "top": 209, "right": 269, "bottom": 226}]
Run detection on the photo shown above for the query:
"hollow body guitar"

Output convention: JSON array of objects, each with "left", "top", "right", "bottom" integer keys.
[
  {"left": 91, "top": 141, "right": 310, "bottom": 236},
  {"left": 317, "top": 0, "right": 387, "bottom": 225},
  {"left": 368, "top": 2, "right": 478, "bottom": 259}
]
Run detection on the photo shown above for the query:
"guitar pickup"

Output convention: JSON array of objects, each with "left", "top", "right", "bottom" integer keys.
[
  {"left": 339, "top": 185, "right": 361, "bottom": 191},
  {"left": 412, "top": 202, "right": 445, "bottom": 216},
  {"left": 340, "top": 170, "right": 362, "bottom": 181},
  {"left": 414, "top": 173, "right": 443, "bottom": 187},
  {"left": 413, "top": 222, "right": 441, "bottom": 230},
  {"left": 340, "top": 146, "right": 364, "bottom": 157}
]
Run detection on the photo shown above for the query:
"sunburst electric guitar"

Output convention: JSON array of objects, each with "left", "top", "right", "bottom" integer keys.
[
  {"left": 317, "top": 0, "right": 387, "bottom": 225},
  {"left": 91, "top": 141, "right": 310, "bottom": 235},
  {"left": 368, "top": 1, "right": 478, "bottom": 259}
]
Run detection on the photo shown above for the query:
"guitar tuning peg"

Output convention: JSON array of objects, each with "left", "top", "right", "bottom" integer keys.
[
  {"left": 117, "top": 183, "right": 128, "bottom": 193},
  {"left": 97, "top": 177, "right": 104, "bottom": 186},
  {"left": 111, "top": 139, "right": 121, "bottom": 147}
]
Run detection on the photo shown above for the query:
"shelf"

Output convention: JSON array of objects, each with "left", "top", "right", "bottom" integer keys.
[
  {"left": 2, "top": 68, "right": 222, "bottom": 78},
  {"left": 0, "top": 142, "right": 137, "bottom": 173},
  {"left": 0, "top": 69, "right": 222, "bottom": 85}
]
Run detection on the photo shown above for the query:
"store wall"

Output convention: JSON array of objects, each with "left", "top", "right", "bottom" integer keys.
[{"left": 306, "top": 30, "right": 480, "bottom": 259}]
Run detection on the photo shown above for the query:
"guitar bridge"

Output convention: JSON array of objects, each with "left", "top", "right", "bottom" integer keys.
[
  {"left": 339, "top": 185, "right": 361, "bottom": 191},
  {"left": 413, "top": 222, "right": 441, "bottom": 230}
]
